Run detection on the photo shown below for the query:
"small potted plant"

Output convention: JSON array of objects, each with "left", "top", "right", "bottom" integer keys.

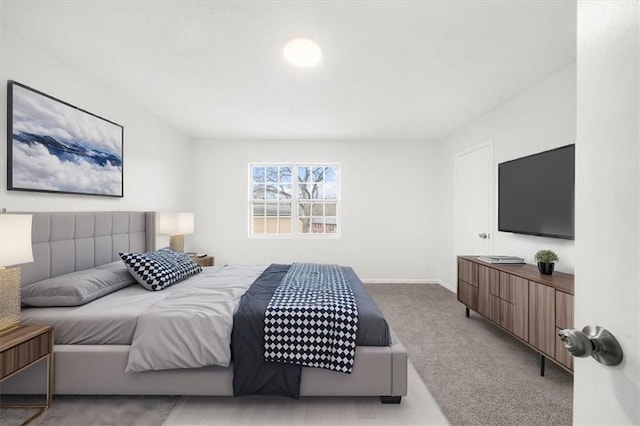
[{"left": 535, "top": 250, "right": 559, "bottom": 275}]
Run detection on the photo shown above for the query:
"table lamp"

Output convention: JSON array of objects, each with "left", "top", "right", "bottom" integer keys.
[
  {"left": 0, "top": 214, "right": 33, "bottom": 334},
  {"left": 157, "top": 212, "right": 194, "bottom": 252}
]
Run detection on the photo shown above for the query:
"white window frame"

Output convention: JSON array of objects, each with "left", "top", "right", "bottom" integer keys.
[{"left": 248, "top": 163, "right": 341, "bottom": 239}]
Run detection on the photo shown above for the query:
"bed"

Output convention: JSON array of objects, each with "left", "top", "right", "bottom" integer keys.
[{"left": 3, "top": 212, "right": 407, "bottom": 402}]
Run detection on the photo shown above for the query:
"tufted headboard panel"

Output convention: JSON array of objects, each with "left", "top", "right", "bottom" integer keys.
[{"left": 19, "top": 211, "right": 156, "bottom": 286}]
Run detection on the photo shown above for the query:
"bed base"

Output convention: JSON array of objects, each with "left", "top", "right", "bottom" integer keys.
[{"left": 3, "top": 332, "right": 407, "bottom": 402}]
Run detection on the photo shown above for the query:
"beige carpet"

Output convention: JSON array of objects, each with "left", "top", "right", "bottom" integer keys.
[
  {"left": 365, "top": 283, "right": 573, "bottom": 425},
  {"left": 2, "top": 284, "right": 572, "bottom": 425}
]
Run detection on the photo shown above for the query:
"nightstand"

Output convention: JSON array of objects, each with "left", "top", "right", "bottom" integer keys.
[
  {"left": 0, "top": 325, "right": 53, "bottom": 424},
  {"left": 190, "top": 255, "right": 214, "bottom": 267}
]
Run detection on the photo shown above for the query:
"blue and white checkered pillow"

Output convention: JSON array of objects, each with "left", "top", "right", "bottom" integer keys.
[{"left": 119, "top": 248, "right": 202, "bottom": 291}]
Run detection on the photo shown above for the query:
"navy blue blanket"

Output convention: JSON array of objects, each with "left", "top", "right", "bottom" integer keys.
[{"left": 231, "top": 264, "right": 390, "bottom": 399}]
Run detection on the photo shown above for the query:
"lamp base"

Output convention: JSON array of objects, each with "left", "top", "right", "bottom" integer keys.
[
  {"left": 169, "top": 235, "right": 185, "bottom": 252},
  {"left": 0, "top": 267, "right": 22, "bottom": 334}
]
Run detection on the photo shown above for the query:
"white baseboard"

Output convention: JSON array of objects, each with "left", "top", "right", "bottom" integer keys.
[
  {"left": 362, "top": 278, "right": 440, "bottom": 285},
  {"left": 437, "top": 280, "right": 456, "bottom": 293},
  {"left": 362, "top": 278, "right": 457, "bottom": 294}
]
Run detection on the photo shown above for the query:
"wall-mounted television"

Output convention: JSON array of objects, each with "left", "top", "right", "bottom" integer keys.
[{"left": 498, "top": 144, "right": 575, "bottom": 240}]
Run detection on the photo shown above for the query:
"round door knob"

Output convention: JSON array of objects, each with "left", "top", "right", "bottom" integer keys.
[
  {"left": 559, "top": 326, "right": 623, "bottom": 366},
  {"left": 558, "top": 329, "right": 593, "bottom": 357}
]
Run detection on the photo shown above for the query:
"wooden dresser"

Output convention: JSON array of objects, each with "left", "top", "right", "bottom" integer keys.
[{"left": 457, "top": 256, "right": 574, "bottom": 374}]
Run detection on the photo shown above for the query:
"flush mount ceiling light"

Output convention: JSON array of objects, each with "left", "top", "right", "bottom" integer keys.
[{"left": 283, "top": 38, "right": 322, "bottom": 67}]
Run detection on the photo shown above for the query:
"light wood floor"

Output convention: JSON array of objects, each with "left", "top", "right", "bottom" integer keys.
[{"left": 164, "top": 362, "right": 449, "bottom": 425}]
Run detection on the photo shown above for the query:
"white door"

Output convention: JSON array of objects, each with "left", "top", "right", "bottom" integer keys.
[
  {"left": 574, "top": 2, "right": 640, "bottom": 423},
  {"left": 454, "top": 142, "right": 493, "bottom": 257}
]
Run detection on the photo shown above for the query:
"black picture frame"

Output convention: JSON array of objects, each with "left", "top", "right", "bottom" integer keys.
[{"left": 7, "top": 81, "right": 124, "bottom": 197}]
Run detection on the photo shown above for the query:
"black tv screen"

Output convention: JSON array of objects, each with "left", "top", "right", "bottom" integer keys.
[{"left": 498, "top": 144, "right": 575, "bottom": 240}]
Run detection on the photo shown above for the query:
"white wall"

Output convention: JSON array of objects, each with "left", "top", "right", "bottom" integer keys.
[
  {"left": 0, "top": 31, "right": 193, "bottom": 215},
  {"left": 189, "top": 139, "right": 437, "bottom": 282},
  {"left": 435, "top": 64, "right": 577, "bottom": 290}
]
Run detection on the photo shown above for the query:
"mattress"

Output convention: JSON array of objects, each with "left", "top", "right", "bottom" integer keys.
[
  {"left": 20, "top": 265, "right": 260, "bottom": 344},
  {"left": 21, "top": 264, "right": 390, "bottom": 347}
]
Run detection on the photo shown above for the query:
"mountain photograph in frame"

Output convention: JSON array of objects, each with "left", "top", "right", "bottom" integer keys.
[{"left": 7, "top": 81, "right": 124, "bottom": 197}]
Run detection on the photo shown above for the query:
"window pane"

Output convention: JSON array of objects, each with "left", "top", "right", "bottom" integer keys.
[
  {"left": 265, "top": 187, "right": 278, "bottom": 199},
  {"left": 298, "top": 183, "right": 311, "bottom": 199},
  {"left": 298, "top": 202, "right": 311, "bottom": 217},
  {"left": 298, "top": 217, "right": 311, "bottom": 234},
  {"left": 264, "top": 203, "right": 278, "bottom": 217},
  {"left": 310, "top": 183, "right": 321, "bottom": 199},
  {"left": 313, "top": 185, "right": 324, "bottom": 200},
  {"left": 312, "top": 167, "right": 324, "bottom": 182},
  {"left": 312, "top": 204, "right": 324, "bottom": 216},
  {"left": 324, "top": 167, "right": 337, "bottom": 182},
  {"left": 252, "top": 167, "right": 265, "bottom": 183},
  {"left": 266, "top": 167, "right": 278, "bottom": 182},
  {"left": 298, "top": 166, "right": 310, "bottom": 182},
  {"left": 325, "top": 203, "right": 337, "bottom": 216},
  {"left": 325, "top": 217, "right": 337, "bottom": 233},
  {"left": 252, "top": 184, "right": 265, "bottom": 200},
  {"left": 253, "top": 217, "right": 265, "bottom": 233},
  {"left": 279, "top": 218, "right": 292, "bottom": 233},
  {"left": 299, "top": 183, "right": 325, "bottom": 199},
  {"left": 324, "top": 183, "right": 337, "bottom": 199},
  {"left": 279, "top": 203, "right": 291, "bottom": 216},
  {"left": 311, "top": 218, "right": 324, "bottom": 233},
  {"left": 265, "top": 217, "right": 278, "bottom": 233},
  {"left": 279, "top": 167, "right": 292, "bottom": 183},
  {"left": 279, "top": 184, "right": 292, "bottom": 199},
  {"left": 253, "top": 203, "right": 265, "bottom": 216}
]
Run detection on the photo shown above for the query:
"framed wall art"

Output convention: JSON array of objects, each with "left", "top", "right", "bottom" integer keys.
[{"left": 7, "top": 81, "right": 124, "bottom": 197}]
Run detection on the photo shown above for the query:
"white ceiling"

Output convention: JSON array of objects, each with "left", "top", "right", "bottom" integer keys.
[{"left": 1, "top": 1, "right": 576, "bottom": 141}]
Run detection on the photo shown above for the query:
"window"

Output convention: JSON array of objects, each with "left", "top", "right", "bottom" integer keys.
[{"left": 250, "top": 164, "right": 339, "bottom": 237}]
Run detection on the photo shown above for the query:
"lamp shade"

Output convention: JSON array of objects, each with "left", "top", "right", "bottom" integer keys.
[
  {"left": 157, "top": 212, "right": 194, "bottom": 235},
  {"left": 0, "top": 214, "right": 33, "bottom": 267}
]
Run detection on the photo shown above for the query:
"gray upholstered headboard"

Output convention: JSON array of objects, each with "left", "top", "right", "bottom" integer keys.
[{"left": 20, "top": 211, "right": 156, "bottom": 287}]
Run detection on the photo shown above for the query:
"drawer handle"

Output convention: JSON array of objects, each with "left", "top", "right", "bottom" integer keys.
[{"left": 558, "top": 326, "right": 623, "bottom": 366}]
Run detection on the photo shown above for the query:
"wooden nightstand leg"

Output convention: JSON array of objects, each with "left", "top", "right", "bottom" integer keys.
[
  {"left": 18, "top": 354, "right": 53, "bottom": 425},
  {"left": 46, "top": 352, "right": 53, "bottom": 407},
  {"left": 19, "top": 354, "right": 53, "bottom": 425},
  {"left": 22, "top": 407, "right": 48, "bottom": 425}
]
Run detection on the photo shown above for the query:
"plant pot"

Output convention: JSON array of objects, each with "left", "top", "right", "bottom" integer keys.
[{"left": 537, "top": 262, "right": 554, "bottom": 275}]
